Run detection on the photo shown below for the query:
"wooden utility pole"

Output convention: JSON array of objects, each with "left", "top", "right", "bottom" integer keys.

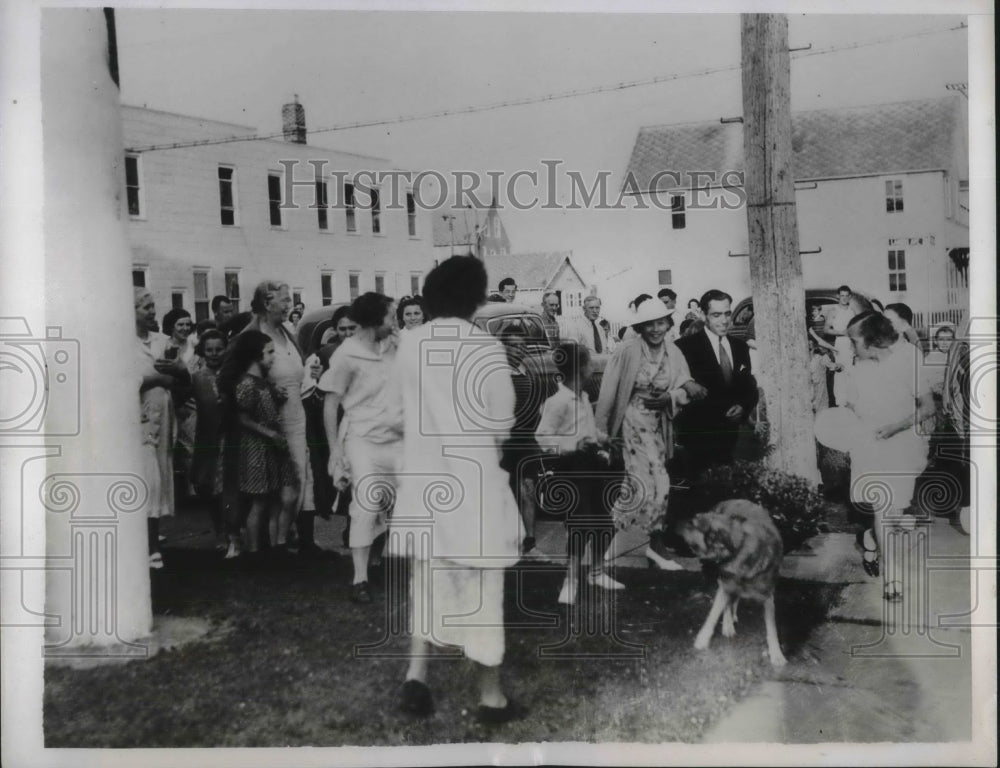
[{"left": 741, "top": 14, "right": 817, "bottom": 482}]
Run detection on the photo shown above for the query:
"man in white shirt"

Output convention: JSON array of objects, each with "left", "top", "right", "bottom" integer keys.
[{"left": 560, "top": 295, "right": 613, "bottom": 355}]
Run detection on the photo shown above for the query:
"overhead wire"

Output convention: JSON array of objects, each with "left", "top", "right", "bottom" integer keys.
[{"left": 126, "top": 21, "right": 967, "bottom": 154}]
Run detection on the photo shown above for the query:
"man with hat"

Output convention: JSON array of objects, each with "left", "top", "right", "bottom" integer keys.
[{"left": 675, "top": 289, "right": 758, "bottom": 476}]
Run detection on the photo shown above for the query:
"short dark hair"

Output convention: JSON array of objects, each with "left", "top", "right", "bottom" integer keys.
[
  {"left": 499, "top": 277, "right": 517, "bottom": 291},
  {"left": 657, "top": 288, "right": 677, "bottom": 302},
  {"left": 194, "top": 329, "right": 226, "bottom": 356},
  {"left": 553, "top": 340, "right": 590, "bottom": 381},
  {"left": 349, "top": 292, "right": 395, "bottom": 329},
  {"left": 195, "top": 318, "right": 218, "bottom": 336},
  {"left": 847, "top": 311, "right": 898, "bottom": 349},
  {"left": 934, "top": 325, "right": 956, "bottom": 341},
  {"left": 487, "top": 292, "right": 507, "bottom": 303},
  {"left": 396, "top": 295, "right": 426, "bottom": 327},
  {"left": 630, "top": 293, "right": 653, "bottom": 310},
  {"left": 161, "top": 307, "right": 191, "bottom": 336},
  {"left": 699, "top": 289, "right": 733, "bottom": 315},
  {"left": 211, "top": 295, "right": 232, "bottom": 314},
  {"left": 331, "top": 305, "right": 352, "bottom": 328},
  {"left": 884, "top": 302, "right": 914, "bottom": 326},
  {"left": 837, "top": 285, "right": 852, "bottom": 294},
  {"left": 687, "top": 298, "right": 700, "bottom": 309},
  {"left": 423, "top": 255, "right": 487, "bottom": 320}
]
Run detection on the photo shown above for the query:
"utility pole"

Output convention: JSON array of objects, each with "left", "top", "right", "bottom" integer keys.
[{"left": 741, "top": 14, "right": 817, "bottom": 482}]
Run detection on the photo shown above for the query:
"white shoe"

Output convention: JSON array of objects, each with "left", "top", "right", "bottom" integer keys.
[
  {"left": 148, "top": 552, "right": 164, "bottom": 570},
  {"left": 557, "top": 577, "right": 578, "bottom": 604},
  {"left": 224, "top": 541, "right": 241, "bottom": 560},
  {"left": 588, "top": 572, "right": 624, "bottom": 590},
  {"left": 645, "top": 547, "right": 685, "bottom": 571}
]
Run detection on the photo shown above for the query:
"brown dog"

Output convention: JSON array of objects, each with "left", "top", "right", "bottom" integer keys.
[{"left": 681, "top": 499, "right": 787, "bottom": 667}]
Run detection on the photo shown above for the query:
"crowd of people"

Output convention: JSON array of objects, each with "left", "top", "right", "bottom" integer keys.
[{"left": 134, "top": 259, "right": 970, "bottom": 720}]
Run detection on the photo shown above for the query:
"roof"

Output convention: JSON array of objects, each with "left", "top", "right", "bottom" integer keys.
[
  {"left": 485, "top": 251, "right": 585, "bottom": 292},
  {"left": 625, "top": 96, "right": 967, "bottom": 192}
]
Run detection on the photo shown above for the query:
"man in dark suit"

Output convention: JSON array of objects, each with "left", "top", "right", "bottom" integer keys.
[{"left": 675, "top": 289, "right": 759, "bottom": 476}]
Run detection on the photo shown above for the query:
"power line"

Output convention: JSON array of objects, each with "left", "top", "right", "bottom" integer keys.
[{"left": 126, "top": 22, "right": 967, "bottom": 154}]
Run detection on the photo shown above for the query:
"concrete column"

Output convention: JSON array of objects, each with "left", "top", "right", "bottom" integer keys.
[{"left": 40, "top": 8, "right": 152, "bottom": 652}]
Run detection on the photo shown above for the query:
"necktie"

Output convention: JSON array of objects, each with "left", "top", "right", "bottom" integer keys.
[
  {"left": 591, "top": 319, "right": 603, "bottom": 354},
  {"left": 719, "top": 338, "right": 733, "bottom": 385}
]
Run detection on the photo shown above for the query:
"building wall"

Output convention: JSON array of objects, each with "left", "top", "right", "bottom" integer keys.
[
  {"left": 617, "top": 170, "right": 968, "bottom": 325},
  {"left": 123, "top": 106, "right": 436, "bottom": 318}
]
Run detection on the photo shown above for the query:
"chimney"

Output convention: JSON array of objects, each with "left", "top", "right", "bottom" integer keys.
[{"left": 282, "top": 95, "right": 306, "bottom": 144}]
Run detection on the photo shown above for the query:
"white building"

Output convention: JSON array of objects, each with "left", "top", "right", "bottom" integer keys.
[
  {"left": 484, "top": 251, "right": 589, "bottom": 316},
  {"left": 621, "top": 96, "right": 969, "bottom": 330},
  {"left": 123, "top": 100, "right": 436, "bottom": 320}
]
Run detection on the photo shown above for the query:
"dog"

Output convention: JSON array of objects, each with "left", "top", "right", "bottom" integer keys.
[{"left": 680, "top": 499, "right": 787, "bottom": 667}]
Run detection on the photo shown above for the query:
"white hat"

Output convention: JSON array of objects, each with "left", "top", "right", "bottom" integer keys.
[{"left": 630, "top": 299, "right": 674, "bottom": 327}]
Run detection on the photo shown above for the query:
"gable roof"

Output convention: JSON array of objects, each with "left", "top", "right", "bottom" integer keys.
[
  {"left": 625, "top": 96, "right": 967, "bottom": 192},
  {"left": 485, "top": 251, "right": 585, "bottom": 292}
]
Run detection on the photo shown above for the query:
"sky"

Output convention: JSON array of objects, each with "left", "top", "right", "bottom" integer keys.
[{"left": 115, "top": 9, "right": 970, "bottom": 291}]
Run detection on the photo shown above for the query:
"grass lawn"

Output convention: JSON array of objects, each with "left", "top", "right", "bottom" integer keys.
[{"left": 45, "top": 546, "right": 843, "bottom": 746}]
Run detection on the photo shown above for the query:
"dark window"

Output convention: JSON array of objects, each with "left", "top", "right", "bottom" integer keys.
[
  {"left": 171, "top": 292, "right": 184, "bottom": 310},
  {"left": 321, "top": 274, "right": 333, "bottom": 306},
  {"left": 268, "top": 173, "right": 282, "bottom": 226},
  {"left": 225, "top": 271, "right": 241, "bottom": 310},
  {"left": 193, "top": 270, "right": 210, "bottom": 322},
  {"left": 125, "top": 155, "right": 141, "bottom": 216},
  {"left": 407, "top": 192, "right": 417, "bottom": 236},
  {"left": 132, "top": 269, "right": 146, "bottom": 288},
  {"left": 671, "top": 195, "right": 686, "bottom": 229},
  {"left": 344, "top": 182, "right": 356, "bottom": 232},
  {"left": 371, "top": 188, "right": 381, "bottom": 234},
  {"left": 888, "top": 249, "right": 907, "bottom": 292},
  {"left": 658, "top": 269, "right": 672, "bottom": 286},
  {"left": 885, "top": 180, "right": 904, "bottom": 213},
  {"left": 349, "top": 272, "right": 360, "bottom": 300},
  {"left": 410, "top": 273, "right": 420, "bottom": 295},
  {"left": 218, "top": 167, "right": 236, "bottom": 226},
  {"left": 374, "top": 273, "right": 385, "bottom": 294},
  {"left": 316, "top": 179, "right": 328, "bottom": 230}
]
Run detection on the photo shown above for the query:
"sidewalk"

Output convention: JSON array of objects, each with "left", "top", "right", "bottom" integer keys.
[{"left": 702, "top": 517, "right": 975, "bottom": 743}]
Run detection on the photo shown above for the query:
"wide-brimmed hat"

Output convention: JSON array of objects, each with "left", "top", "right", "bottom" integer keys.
[{"left": 630, "top": 299, "right": 674, "bottom": 328}]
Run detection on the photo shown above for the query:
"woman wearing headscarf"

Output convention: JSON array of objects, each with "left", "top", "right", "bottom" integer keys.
[
  {"left": 595, "top": 298, "right": 704, "bottom": 582},
  {"left": 135, "top": 288, "right": 190, "bottom": 568},
  {"left": 240, "top": 280, "right": 305, "bottom": 551}
]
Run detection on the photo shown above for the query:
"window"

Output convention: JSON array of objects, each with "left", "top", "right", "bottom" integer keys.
[
  {"left": 344, "top": 182, "right": 357, "bottom": 232},
  {"left": 193, "top": 270, "right": 210, "bottom": 322},
  {"left": 321, "top": 273, "right": 334, "bottom": 306},
  {"left": 292, "top": 289, "right": 303, "bottom": 307},
  {"left": 316, "top": 179, "right": 328, "bottom": 230},
  {"left": 349, "top": 272, "right": 360, "bottom": 300},
  {"left": 407, "top": 192, "right": 417, "bottom": 236},
  {"left": 132, "top": 267, "right": 148, "bottom": 288},
  {"left": 885, "top": 180, "right": 904, "bottom": 213},
  {"left": 671, "top": 195, "right": 686, "bottom": 229},
  {"left": 658, "top": 269, "right": 673, "bottom": 287},
  {"left": 374, "top": 272, "right": 385, "bottom": 295},
  {"left": 171, "top": 291, "right": 185, "bottom": 310},
  {"left": 888, "top": 249, "right": 907, "bottom": 292},
  {"left": 268, "top": 173, "right": 282, "bottom": 227},
  {"left": 410, "top": 273, "right": 421, "bottom": 296},
  {"left": 218, "top": 166, "right": 237, "bottom": 226},
  {"left": 370, "top": 187, "right": 381, "bottom": 234},
  {"left": 224, "top": 270, "right": 241, "bottom": 310},
  {"left": 125, "top": 154, "right": 143, "bottom": 217}
]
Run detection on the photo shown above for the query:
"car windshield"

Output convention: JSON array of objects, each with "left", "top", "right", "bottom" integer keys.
[{"left": 482, "top": 315, "right": 551, "bottom": 348}]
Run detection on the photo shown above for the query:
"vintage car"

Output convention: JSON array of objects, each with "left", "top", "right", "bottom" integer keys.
[{"left": 728, "top": 289, "right": 874, "bottom": 345}]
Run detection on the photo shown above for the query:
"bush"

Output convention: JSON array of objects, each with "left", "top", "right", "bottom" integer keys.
[{"left": 688, "top": 460, "right": 828, "bottom": 552}]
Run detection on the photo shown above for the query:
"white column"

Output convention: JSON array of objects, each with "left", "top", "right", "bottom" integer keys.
[{"left": 41, "top": 8, "right": 152, "bottom": 651}]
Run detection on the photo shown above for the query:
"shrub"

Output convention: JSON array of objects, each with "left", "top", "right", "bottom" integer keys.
[{"left": 688, "top": 460, "right": 828, "bottom": 552}]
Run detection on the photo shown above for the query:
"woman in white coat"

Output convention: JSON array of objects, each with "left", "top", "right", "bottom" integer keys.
[{"left": 390, "top": 255, "right": 526, "bottom": 725}]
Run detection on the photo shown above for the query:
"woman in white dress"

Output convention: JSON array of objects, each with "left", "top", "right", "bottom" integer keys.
[
  {"left": 391, "top": 255, "right": 526, "bottom": 724},
  {"left": 843, "top": 311, "right": 935, "bottom": 602}
]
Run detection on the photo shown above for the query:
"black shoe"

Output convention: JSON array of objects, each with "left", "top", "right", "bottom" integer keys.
[
  {"left": 399, "top": 679, "right": 434, "bottom": 717},
  {"left": 476, "top": 697, "right": 528, "bottom": 725},
  {"left": 350, "top": 581, "right": 372, "bottom": 604}
]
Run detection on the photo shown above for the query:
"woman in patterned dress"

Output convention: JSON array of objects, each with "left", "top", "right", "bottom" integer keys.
[
  {"left": 241, "top": 281, "right": 305, "bottom": 550},
  {"left": 217, "top": 331, "right": 297, "bottom": 554},
  {"left": 595, "top": 298, "right": 704, "bottom": 582}
]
